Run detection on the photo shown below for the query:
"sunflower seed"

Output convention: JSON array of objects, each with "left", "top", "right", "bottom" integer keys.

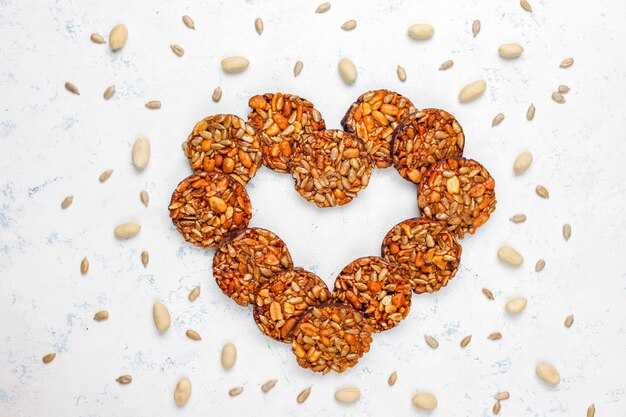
[
  {"left": 587, "top": 404, "right": 595, "bottom": 417},
  {"left": 99, "top": 169, "right": 113, "bottom": 182},
  {"left": 116, "top": 375, "right": 132, "bottom": 384},
  {"left": 535, "top": 259, "right": 546, "bottom": 272},
  {"left": 297, "top": 387, "right": 311, "bottom": 403},
  {"left": 488, "top": 332, "right": 502, "bottom": 340},
  {"left": 536, "top": 362, "right": 560, "bottom": 385},
  {"left": 412, "top": 392, "right": 438, "bottom": 410},
  {"left": 397, "top": 65, "right": 407, "bottom": 81},
  {"left": 425, "top": 335, "right": 439, "bottom": 349},
  {"left": 221, "top": 56, "right": 249, "bottom": 73},
  {"left": 341, "top": 19, "right": 357, "bottom": 30},
  {"left": 498, "top": 43, "right": 524, "bottom": 59},
  {"left": 562, "top": 223, "right": 571, "bottom": 241},
  {"left": 520, "top": 0, "right": 532, "bottom": 12},
  {"left": 221, "top": 342, "right": 237, "bottom": 369},
  {"left": 492, "top": 113, "right": 505, "bottom": 127},
  {"left": 182, "top": 15, "right": 195, "bottom": 30},
  {"left": 510, "top": 214, "right": 527, "bottom": 223},
  {"left": 188, "top": 286, "right": 200, "bottom": 301},
  {"left": 114, "top": 222, "right": 141, "bottom": 239},
  {"left": 335, "top": 387, "right": 360, "bottom": 404},
  {"left": 212, "top": 86, "right": 222, "bottom": 102},
  {"left": 482, "top": 288, "right": 495, "bottom": 300},
  {"left": 293, "top": 60, "right": 303, "bottom": 76},
  {"left": 153, "top": 301, "right": 170, "bottom": 332},
  {"left": 338, "top": 58, "right": 357, "bottom": 84},
  {"left": 505, "top": 297, "right": 527, "bottom": 315},
  {"left": 94, "top": 310, "right": 109, "bottom": 321},
  {"left": 459, "top": 80, "right": 486, "bottom": 102},
  {"left": 527, "top": 103, "right": 536, "bottom": 120},
  {"left": 255, "top": 18, "right": 264, "bottom": 34},
  {"left": 101, "top": 85, "right": 116, "bottom": 100},
  {"left": 42, "top": 353, "right": 56, "bottom": 363},
  {"left": 174, "top": 377, "right": 192, "bottom": 405},
  {"left": 388, "top": 371, "right": 398, "bottom": 386},
  {"left": 261, "top": 379, "right": 277, "bottom": 393},
  {"left": 80, "top": 257, "right": 89, "bottom": 274},
  {"left": 186, "top": 329, "right": 201, "bottom": 340},
  {"left": 132, "top": 137, "right": 150, "bottom": 170},
  {"left": 558, "top": 84, "right": 570, "bottom": 93},
  {"left": 315, "top": 2, "right": 331, "bottom": 13},
  {"left": 229, "top": 386, "right": 244, "bottom": 396},
  {"left": 535, "top": 185, "right": 549, "bottom": 198},
  {"left": 170, "top": 44, "right": 184, "bottom": 57},
  {"left": 145, "top": 100, "right": 161, "bottom": 109},
  {"left": 109, "top": 24, "right": 128, "bottom": 51},
  {"left": 408, "top": 23, "right": 434, "bottom": 40},
  {"left": 65, "top": 82, "right": 79, "bottom": 95},
  {"left": 498, "top": 246, "right": 524, "bottom": 266},
  {"left": 564, "top": 314, "right": 574, "bottom": 328},
  {"left": 140, "top": 190, "right": 149, "bottom": 207},
  {"left": 90, "top": 33, "right": 106, "bottom": 44},
  {"left": 141, "top": 251, "right": 149, "bottom": 267},
  {"left": 472, "top": 20, "right": 481, "bottom": 37},
  {"left": 460, "top": 335, "right": 472, "bottom": 348},
  {"left": 514, "top": 151, "right": 533, "bottom": 175},
  {"left": 552, "top": 92, "right": 565, "bottom": 103},
  {"left": 495, "top": 391, "right": 510, "bottom": 400},
  {"left": 438, "top": 59, "right": 454, "bottom": 71},
  {"left": 560, "top": 57, "right": 574, "bottom": 68},
  {"left": 493, "top": 400, "right": 501, "bottom": 414},
  {"left": 61, "top": 195, "right": 73, "bottom": 209}
]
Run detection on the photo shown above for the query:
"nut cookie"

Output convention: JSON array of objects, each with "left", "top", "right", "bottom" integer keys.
[
  {"left": 392, "top": 108, "right": 465, "bottom": 184},
  {"left": 213, "top": 228, "right": 294, "bottom": 307},
  {"left": 248, "top": 93, "right": 326, "bottom": 173},
  {"left": 254, "top": 269, "right": 331, "bottom": 342},
  {"left": 291, "top": 304, "right": 373, "bottom": 374},
  {"left": 169, "top": 171, "right": 251, "bottom": 248},
  {"left": 381, "top": 218, "right": 462, "bottom": 293},
  {"left": 184, "top": 114, "right": 262, "bottom": 185},
  {"left": 418, "top": 157, "right": 496, "bottom": 238},
  {"left": 332, "top": 256, "right": 412, "bottom": 332},
  {"left": 290, "top": 130, "right": 372, "bottom": 207},
  {"left": 341, "top": 89, "right": 416, "bottom": 168}
]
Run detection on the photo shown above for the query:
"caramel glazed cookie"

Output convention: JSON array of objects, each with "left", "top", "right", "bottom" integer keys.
[
  {"left": 332, "top": 256, "right": 412, "bottom": 332},
  {"left": 341, "top": 89, "right": 415, "bottom": 168},
  {"left": 381, "top": 218, "right": 462, "bottom": 294},
  {"left": 184, "top": 114, "right": 262, "bottom": 185},
  {"left": 254, "top": 269, "right": 331, "bottom": 342},
  {"left": 213, "top": 228, "right": 294, "bottom": 306},
  {"left": 291, "top": 304, "right": 374, "bottom": 374},
  {"left": 392, "top": 108, "right": 465, "bottom": 185},
  {"left": 418, "top": 157, "right": 496, "bottom": 238},
  {"left": 247, "top": 93, "right": 326, "bottom": 173},
  {"left": 169, "top": 171, "right": 252, "bottom": 248},
  {"left": 290, "top": 129, "right": 373, "bottom": 207}
]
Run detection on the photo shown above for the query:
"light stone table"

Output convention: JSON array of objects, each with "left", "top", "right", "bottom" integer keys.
[{"left": 1, "top": 0, "right": 625, "bottom": 416}]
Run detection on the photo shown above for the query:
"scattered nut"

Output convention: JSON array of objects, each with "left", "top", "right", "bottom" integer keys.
[
  {"left": 498, "top": 43, "right": 524, "bottom": 59},
  {"left": 221, "top": 342, "right": 237, "bottom": 369},
  {"left": 174, "top": 377, "right": 192, "bottom": 406},
  {"left": 459, "top": 80, "right": 486, "bottom": 102},
  {"left": 513, "top": 151, "right": 533, "bottom": 175},
  {"left": 221, "top": 56, "right": 250, "bottom": 73},
  {"left": 412, "top": 392, "right": 438, "bottom": 410},
  {"left": 460, "top": 335, "right": 472, "bottom": 348},
  {"left": 99, "top": 169, "right": 113, "bottom": 182},
  {"left": 408, "top": 23, "right": 434, "bottom": 40},
  {"left": 535, "top": 362, "right": 560, "bottom": 385},
  {"left": 338, "top": 58, "right": 357, "bottom": 84},
  {"left": 109, "top": 24, "right": 128, "bottom": 51},
  {"left": 425, "top": 335, "right": 439, "bottom": 349},
  {"left": 505, "top": 297, "right": 528, "bottom": 315},
  {"left": 132, "top": 137, "right": 150, "bottom": 170},
  {"left": 334, "top": 387, "right": 360, "bottom": 404},
  {"left": 498, "top": 246, "right": 524, "bottom": 266},
  {"left": 229, "top": 386, "right": 244, "bottom": 396},
  {"left": 114, "top": 222, "right": 141, "bottom": 239},
  {"left": 153, "top": 301, "right": 171, "bottom": 332}
]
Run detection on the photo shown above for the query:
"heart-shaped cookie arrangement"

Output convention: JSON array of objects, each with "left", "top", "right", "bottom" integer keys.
[{"left": 169, "top": 89, "right": 497, "bottom": 374}]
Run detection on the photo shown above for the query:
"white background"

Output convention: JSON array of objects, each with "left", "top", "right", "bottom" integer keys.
[{"left": 1, "top": 0, "right": 625, "bottom": 416}]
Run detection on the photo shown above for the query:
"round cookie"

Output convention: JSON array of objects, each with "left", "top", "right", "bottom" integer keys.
[
  {"left": 381, "top": 218, "right": 462, "bottom": 294},
  {"left": 253, "top": 269, "right": 331, "bottom": 343},
  {"left": 418, "top": 157, "right": 496, "bottom": 238},
  {"left": 290, "top": 130, "right": 372, "bottom": 208},
  {"left": 169, "top": 171, "right": 251, "bottom": 248},
  {"left": 392, "top": 108, "right": 465, "bottom": 184},
  {"left": 213, "top": 228, "right": 294, "bottom": 307},
  {"left": 248, "top": 93, "right": 326, "bottom": 173},
  {"left": 332, "top": 256, "right": 412, "bottom": 332},
  {"left": 291, "top": 304, "right": 373, "bottom": 374},
  {"left": 341, "top": 89, "right": 416, "bottom": 168},
  {"left": 184, "top": 114, "right": 262, "bottom": 185}
]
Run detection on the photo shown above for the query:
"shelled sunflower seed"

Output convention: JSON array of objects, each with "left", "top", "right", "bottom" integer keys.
[
  {"left": 482, "top": 288, "right": 495, "bottom": 300},
  {"left": 61, "top": 195, "right": 73, "bottom": 209},
  {"left": 140, "top": 190, "right": 149, "bottom": 207},
  {"left": 510, "top": 214, "right": 527, "bottom": 223},
  {"left": 425, "top": 335, "right": 439, "bottom": 349},
  {"left": 145, "top": 100, "right": 161, "bottom": 109},
  {"left": 397, "top": 65, "right": 407, "bottom": 81},
  {"left": 535, "top": 185, "right": 549, "bottom": 198},
  {"left": 229, "top": 386, "right": 244, "bottom": 397},
  {"left": 99, "top": 169, "right": 113, "bottom": 182},
  {"left": 560, "top": 57, "right": 574, "bottom": 68},
  {"left": 182, "top": 15, "right": 195, "bottom": 30},
  {"left": 188, "top": 286, "right": 200, "bottom": 301},
  {"left": 460, "top": 335, "right": 472, "bottom": 348},
  {"left": 527, "top": 103, "right": 536, "bottom": 120},
  {"left": 80, "top": 257, "right": 89, "bottom": 274},
  {"left": 587, "top": 404, "right": 595, "bottom": 417},
  {"left": 388, "top": 371, "right": 398, "bottom": 386},
  {"left": 563, "top": 223, "right": 572, "bottom": 240},
  {"left": 90, "top": 33, "right": 106, "bottom": 44},
  {"left": 558, "top": 84, "right": 570, "bottom": 93},
  {"left": 493, "top": 400, "right": 501, "bottom": 414},
  {"left": 65, "top": 82, "right": 79, "bottom": 95},
  {"left": 186, "top": 329, "right": 201, "bottom": 340},
  {"left": 535, "top": 259, "right": 546, "bottom": 272},
  {"left": 141, "top": 251, "right": 149, "bottom": 267},
  {"left": 294, "top": 60, "right": 303, "bottom": 77},
  {"left": 297, "top": 387, "right": 311, "bottom": 403},
  {"left": 170, "top": 44, "right": 184, "bottom": 57},
  {"left": 472, "top": 20, "right": 481, "bottom": 37},
  {"left": 255, "top": 18, "right": 264, "bottom": 34},
  {"left": 315, "top": 2, "right": 331, "bottom": 13},
  {"left": 488, "top": 332, "right": 502, "bottom": 340},
  {"left": 94, "top": 310, "right": 109, "bottom": 321},
  {"left": 212, "top": 86, "right": 222, "bottom": 102},
  {"left": 439, "top": 59, "right": 454, "bottom": 70},
  {"left": 342, "top": 20, "right": 357, "bottom": 30},
  {"left": 520, "top": 0, "right": 532, "bottom": 12},
  {"left": 552, "top": 92, "right": 565, "bottom": 103},
  {"left": 492, "top": 113, "right": 505, "bottom": 127},
  {"left": 261, "top": 379, "right": 277, "bottom": 393},
  {"left": 564, "top": 314, "right": 574, "bottom": 328},
  {"left": 116, "top": 375, "right": 132, "bottom": 384},
  {"left": 42, "top": 353, "right": 56, "bottom": 363}
]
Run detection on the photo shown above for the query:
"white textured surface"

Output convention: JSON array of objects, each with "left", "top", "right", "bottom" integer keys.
[{"left": 1, "top": 0, "right": 625, "bottom": 416}]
